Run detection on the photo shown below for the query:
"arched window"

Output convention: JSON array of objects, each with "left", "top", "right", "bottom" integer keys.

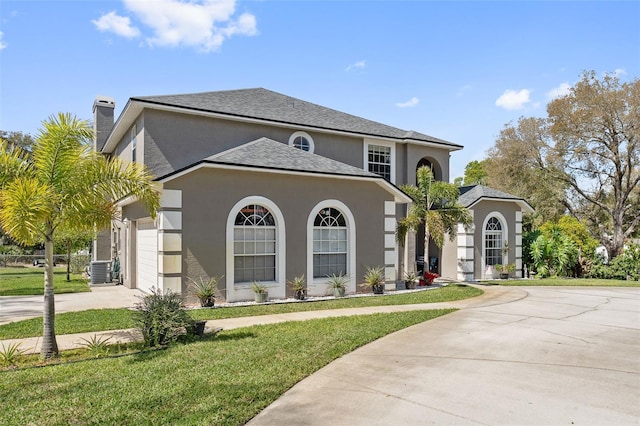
[
  {"left": 485, "top": 217, "right": 503, "bottom": 266},
  {"left": 233, "top": 204, "right": 276, "bottom": 283},
  {"left": 289, "top": 131, "right": 315, "bottom": 153},
  {"left": 313, "top": 207, "right": 347, "bottom": 278}
]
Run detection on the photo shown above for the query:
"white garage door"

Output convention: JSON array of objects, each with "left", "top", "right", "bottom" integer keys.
[{"left": 136, "top": 220, "right": 158, "bottom": 294}]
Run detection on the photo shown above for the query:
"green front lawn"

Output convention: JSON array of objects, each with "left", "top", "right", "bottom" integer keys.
[
  {"left": 0, "top": 310, "right": 453, "bottom": 426},
  {"left": 0, "top": 284, "right": 482, "bottom": 339},
  {"left": 488, "top": 277, "right": 640, "bottom": 287},
  {"left": 0, "top": 266, "right": 89, "bottom": 296}
]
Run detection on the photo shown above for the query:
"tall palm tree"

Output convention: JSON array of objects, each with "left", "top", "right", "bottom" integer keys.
[
  {"left": 397, "top": 165, "right": 472, "bottom": 274},
  {"left": 0, "top": 113, "right": 160, "bottom": 359}
]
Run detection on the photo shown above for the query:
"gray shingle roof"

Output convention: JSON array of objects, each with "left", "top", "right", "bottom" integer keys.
[
  {"left": 133, "top": 88, "right": 460, "bottom": 148},
  {"left": 458, "top": 185, "right": 533, "bottom": 210},
  {"left": 204, "top": 137, "right": 380, "bottom": 178}
]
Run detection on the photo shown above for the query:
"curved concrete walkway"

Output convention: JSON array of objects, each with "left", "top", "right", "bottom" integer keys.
[
  {"left": 2, "top": 285, "right": 638, "bottom": 424},
  {"left": 0, "top": 284, "right": 517, "bottom": 355},
  {"left": 248, "top": 286, "right": 640, "bottom": 425}
]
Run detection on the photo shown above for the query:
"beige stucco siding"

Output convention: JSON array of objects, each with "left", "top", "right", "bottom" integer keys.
[
  {"left": 137, "top": 109, "right": 367, "bottom": 179},
  {"left": 162, "top": 167, "right": 392, "bottom": 300}
]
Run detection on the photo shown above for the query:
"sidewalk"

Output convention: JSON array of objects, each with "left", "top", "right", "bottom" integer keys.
[
  {"left": 0, "top": 285, "right": 145, "bottom": 325},
  {"left": 0, "top": 284, "right": 523, "bottom": 354}
]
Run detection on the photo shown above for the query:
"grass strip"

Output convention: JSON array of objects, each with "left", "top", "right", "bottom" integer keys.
[
  {"left": 0, "top": 267, "right": 89, "bottom": 296},
  {"left": 487, "top": 277, "right": 640, "bottom": 287},
  {"left": 0, "top": 309, "right": 454, "bottom": 426},
  {"left": 0, "top": 285, "right": 480, "bottom": 339}
]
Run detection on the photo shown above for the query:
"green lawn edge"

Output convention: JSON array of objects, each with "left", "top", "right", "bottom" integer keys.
[
  {"left": 0, "top": 267, "right": 90, "bottom": 296},
  {"left": 486, "top": 277, "right": 640, "bottom": 287},
  {"left": 0, "top": 285, "right": 481, "bottom": 340},
  {"left": 0, "top": 310, "right": 454, "bottom": 426}
]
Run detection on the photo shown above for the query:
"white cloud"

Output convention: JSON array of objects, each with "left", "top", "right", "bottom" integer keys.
[
  {"left": 546, "top": 82, "right": 571, "bottom": 100},
  {"left": 396, "top": 97, "right": 419, "bottom": 108},
  {"left": 0, "top": 31, "right": 6, "bottom": 50},
  {"left": 92, "top": 11, "right": 141, "bottom": 38},
  {"left": 345, "top": 60, "right": 366, "bottom": 71},
  {"left": 495, "top": 89, "right": 531, "bottom": 110},
  {"left": 614, "top": 68, "right": 627, "bottom": 77},
  {"left": 120, "top": 0, "right": 257, "bottom": 51}
]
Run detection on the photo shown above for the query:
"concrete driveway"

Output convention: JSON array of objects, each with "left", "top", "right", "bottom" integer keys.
[
  {"left": 0, "top": 285, "right": 144, "bottom": 325},
  {"left": 249, "top": 286, "right": 640, "bottom": 425}
]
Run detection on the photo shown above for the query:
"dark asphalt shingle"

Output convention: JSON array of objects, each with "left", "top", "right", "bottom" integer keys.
[
  {"left": 133, "top": 88, "right": 460, "bottom": 148},
  {"left": 204, "top": 137, "right": 380, "bottom": 178},
  {"left": 458, "top": 185, "right": 530, "bottom": 207}
]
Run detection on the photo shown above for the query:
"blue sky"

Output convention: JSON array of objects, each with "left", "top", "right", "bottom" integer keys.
[{"left": 1, "top": 0, "right": 638, "bottom": 181}]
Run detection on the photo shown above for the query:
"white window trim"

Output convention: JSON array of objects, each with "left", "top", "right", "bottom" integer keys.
[
  {"left": 306, "top": 200, "right": 356, "bottom": 296},
  {"left": 226, "top": 196, "right": 286, "bottom": 302},
  {"left": 481, "top": 212, "right": 508, "bottom": 279},
  {"left": 288, "top": 131, "right": 315, "bottom": 154},
  {"left": 364, "top": 139, "right": 396, "bottom": 184},
  {"left": 131, "top": 124, "right": 137, "bottom": 163}
]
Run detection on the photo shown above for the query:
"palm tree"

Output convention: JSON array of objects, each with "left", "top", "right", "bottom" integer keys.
[
  {"left": 397, "top": 165, "right": 472, "bottom": 274},
  {"left": 0, "top": 113, "right": 160, "bottom": 359}
]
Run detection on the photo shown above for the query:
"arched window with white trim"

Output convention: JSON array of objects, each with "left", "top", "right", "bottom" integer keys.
[
  {"left": 313, "top": 207, "right": 347, "bottom": 278},
  {"left": 484, "top": 216, "right": 503, "bottom": 266},
  {"left": 289, "top": 131, "right": 315, "bottom": 153},
  {"left": 233, "top": 204, "right": 276, "bottom": 283}
]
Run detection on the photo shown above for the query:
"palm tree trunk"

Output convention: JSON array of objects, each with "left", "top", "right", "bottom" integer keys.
[
  {"left": 424, "top": 231, "right": 430, "bottom": 273},
  {"left": 41, "top": 232, "right": 59, "bottom": 359},
  {"left": 66, "top": 242, "right": 71, "bottom": 282}
]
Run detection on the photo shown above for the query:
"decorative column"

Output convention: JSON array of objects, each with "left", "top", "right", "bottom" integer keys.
[
  {"left": 158, "top": 189, "right": 182, "bottom": 293},
  {"left": 515, "top": 211, "right": 523, "bottom": 278},
  {"left": 457, "top": 211, "right": 475, "bottom": 281},
  {"left": 384, "top": 201, "right": 398, "bottom": 290}
]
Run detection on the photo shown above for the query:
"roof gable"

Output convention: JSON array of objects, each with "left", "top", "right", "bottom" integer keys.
[
  {"left": 159, "top": 137, "right": 411, "bottom": 203},
  {"left": 205, "top": 137, "right": 379, "bottom": 178},
  {"left": 459, "top": 185, "right": 534, "bottom": 213}
]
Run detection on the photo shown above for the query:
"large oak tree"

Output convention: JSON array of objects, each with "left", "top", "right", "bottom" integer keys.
[{"left": 487, "top": 71, "right": 639, "bottom": 258}]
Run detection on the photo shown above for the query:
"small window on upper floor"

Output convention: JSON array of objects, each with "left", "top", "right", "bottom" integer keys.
[
  {"left": 289, "top": 131, "right": 314, "bottom": 153},
  {"left": 365, "top": 141, "right": 395, "bottom": 183},
  {"left": 131, "top": 124, "right": 137, "bottom": 163}
]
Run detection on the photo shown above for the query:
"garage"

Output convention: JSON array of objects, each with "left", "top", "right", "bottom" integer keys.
[{"left": 136, "top": 219, "right": 158, "bottom": 293}]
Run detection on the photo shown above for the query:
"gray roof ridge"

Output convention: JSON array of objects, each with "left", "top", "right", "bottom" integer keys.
[
  {"left": 205, "top": 136, "right": 270, "bottom": 161},
  {"left": 131, "top": 88, "right": 461, "bottom": 148}
]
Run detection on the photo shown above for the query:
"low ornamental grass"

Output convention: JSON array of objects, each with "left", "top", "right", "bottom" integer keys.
[
  {"left": 0, "top": 266, "right": 89, "bottom": 296},
  {"left": 0, "top": 309, "right": 454, "bottom": 426},
  {"left": 0, "top": 285, "right": 482, "bottom": 340}
]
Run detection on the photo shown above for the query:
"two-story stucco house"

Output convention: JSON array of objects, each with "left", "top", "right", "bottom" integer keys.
[{"left": 93, "top": 88, "right": 532, "bottom": 301}]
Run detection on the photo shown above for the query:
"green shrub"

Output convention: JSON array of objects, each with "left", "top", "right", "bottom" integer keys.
[
  {"left": 133, "top": 289, "right": 194, "bottom": 347},
  {"left": 70, "top": 255, "right": 91, "bottom": 274}
]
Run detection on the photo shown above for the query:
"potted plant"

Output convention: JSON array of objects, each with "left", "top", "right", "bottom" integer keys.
[
  {"left": 327, "top": 273, "right": 348, "bottom": 297},
  {"left": 188, "top": 276, "right": 218, "bottom": 307},
  {"left": 424, "top": 271, "right": 439, "bottom": 285},
  {"left": 363, "top": 265, "right": 385, "bottom": 294},
  {"left": 252, "top": 281, "right": 268, "bottom": 303},
  {"left": 289, "top": 275, "right": 306, "bottom": 300},
  {"left": 495, "top": 264, "right": 509, "bottom": 279},
  {"left": 506, "top": 263, "right": 516, "bottom": 278},
  {"left": 404, "top": 270, "right": 417, "bottom": 290}
]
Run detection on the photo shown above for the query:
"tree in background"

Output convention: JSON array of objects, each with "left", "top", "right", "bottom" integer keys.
[
  {"left": 453, "top": 160, "right": 489, "bottom": 187},
  {"left": 486, "top": 71, "right": 639, "bottom": 258},
  {"left": 54, "top": 228, "right": 93, "bottom": 282},
  {"left": 0, "top": 130, "right": 36, "bottom": 152},
  {"left": 397, "top": 166, "right": 472, "bottom": 272},
  {"left": 0, "top": 113, "right": 160, "bottom": 359}
]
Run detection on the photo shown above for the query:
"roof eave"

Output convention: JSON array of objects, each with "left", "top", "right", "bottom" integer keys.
[
  {"left": 157, "top": 162, "right": 411, "bottom": 204},
  {"left": 466, "top": 196, "right": 535, "bottom": 213}
]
